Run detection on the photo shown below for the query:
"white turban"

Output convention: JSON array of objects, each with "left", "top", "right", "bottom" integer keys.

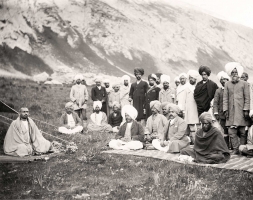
[
  {"left": 217, "top": 71, "right": 230, "bottom": 81},
  {"left": 121, "top": 105, "right": 138, "bottom": 120},
  {"left": 103, "top": 79, "right": 110, "bottom": 84},
  {"left": 112, "top": 83, "right": 120, "bottom": 88},
  {"left": 174, "top": 76, "right": 180, "bottom": 82},
  {"left": 161, "top": 74, "right": 171, "bottom": 84},
  {"left": 95, "top": 76, "right": 103, "bottom": 83},
  {"left": 225, "top": 62, "right": 244, "bottom": 77},
  {"left": 112, "top": 101, "right": 121, "bottom": 109},
  {"left": 187, "top": 70, "right": 199, "bottom": 80},
  {"left": 65, "top": 102, "right": 74, "bottom": 109},
  {"left": 150, "top": 100, "right": 161, "bottom": 111},
  {"left": 178, "top": 73, "right": 187, "bottom": 79},
  {"left": 93, "top": 101, "right": 102, "bottom": 109},
  {"left": 121, "top": 75, "right": 130, "bottom": 83},
  {"left": 74, "top": 74, "right": 84, "bottom": 81}
]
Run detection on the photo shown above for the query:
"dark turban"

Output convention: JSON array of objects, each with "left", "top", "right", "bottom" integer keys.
[
  {"left": 134, "top": 68, "right": 144, "bottom": 76},
  {"left": 199, "top": 66, "right": 211, "bottom": 76},
  {"left": 155, "top": 73, "right": 163, "bottom": 79}
]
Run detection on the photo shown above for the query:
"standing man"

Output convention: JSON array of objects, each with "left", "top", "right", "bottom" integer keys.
[
  {"left": 155, "top": 73, "right": 163, "bottom": 89},
  {"left": 176, "top": 73, "right": 188, "bottom": 117},
  {"left": 224, "top": 62, "right": 250, "bottom": 154},
  {"left": 145, "top": 74, "right": 161, "bottom": 119},
  {"left": 184, "top": 70, "right": 200, "bottom": 143},
  {"left": 129, "top": 68, "right": 148, "bottom": 124},
  {"left": 213, "top": 71, "right": 230, "bottom": 148},
  {"left": 91, "top": 76, "right": 108, "bottom": 115},
  {"left": 194, "top": 66, "right": 218, "bottom": 116},
  {"left": 159, "top": 75, "right": 175, "bottom": 103},
  {"left": 174, "top": 76, "right": 180, "bottom": 88},
  {"left": 240, "top": 72, "right": 249, "bottom": 82},
  {"left": 104, "top": 79, "right": 112, "bottom": 117},
  {"left": 120, "top": 75, "right": 131, "bottom": 108}
]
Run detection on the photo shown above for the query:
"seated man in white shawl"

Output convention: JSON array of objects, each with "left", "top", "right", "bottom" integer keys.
[
  {"left": 4, "top": 108, "right": 53, "bottom": 157},
  {"left": 58, "top": 102, "right": 83, "bottom": 134},
  {"left": 87, "top": 101, "right": 113, "bottom": 133},
  {"left": 145, "top": 100, "right": 167, "bottom": 143},
  {"left": 109, "top": 105, "right": 144, "bottom": 150}
]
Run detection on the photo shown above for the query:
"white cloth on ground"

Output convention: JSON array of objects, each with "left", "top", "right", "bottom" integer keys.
[
  {"left": 58, "top": 126, "right": 83, "bottom": 134},
  {"left": 109, "top": 139, "right": 143, "bottom": 150}
]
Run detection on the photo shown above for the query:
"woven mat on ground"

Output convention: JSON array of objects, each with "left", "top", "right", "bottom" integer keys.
[
  {"left": 0, "top": 152, "right": 63, "bottom": 163},
  {"left": 103, "top": 149, "right": 253, "bottom": 173}
]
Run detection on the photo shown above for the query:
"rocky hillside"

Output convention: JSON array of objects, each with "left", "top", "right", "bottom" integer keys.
[{"left": 1, "top": 0, "right": 253, "bottom": 82}]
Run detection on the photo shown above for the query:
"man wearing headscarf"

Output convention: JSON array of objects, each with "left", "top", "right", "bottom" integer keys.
[
  {"left": 58, "top": 102, "right": 83, "bottom": 134},
  {"left": 91, "top": 76, "right": 108, "bottom": 115},
  {"left": 152, "top": 103, "right": 190, "bottom": 153},
  {"left": 183, "top": 70, "right": 200, "bottom": 143},
  {"left": 194, "top": 66, "right": 218, "bottom": 116},
  {"left": 176, "top": 73, "right": 188, "bottom": 117},
  {"left": 87, "top": 101, "right": 112, "bottom": 133},
  {"left": 213, "top": 71, "right": 230, "bottom": 148},
  {"left": 108, "top": 83, "right": 121, "bottom": 114},
  {"left": 145, "top": 74, "right": 161, "bottom": 119},
  {"left": 223, "top": 62, "right": 250, "bottom": 154},
  {"left": 109, "top": 105, "right": 144, "bottom": 150},
  {"left": 159, "top": 75, "right": 175, "bottom": 103},
  {"left": 129, "top": 68, "right": 148, "bottom": 123},
  {"left": 120, "top": 75, "right": 131, "bottom": 108},
  {"left": 181, "top": 112, "right": 230, "bottom": 164},
  {"left": 145, "top": 100, "right": 167, "bottom": 144},
  {"left": 108, "top": 101, "right": 123, "bottom": 133},
  {"left": 70, "top": 74, "right": 89, "bottom": 121}
]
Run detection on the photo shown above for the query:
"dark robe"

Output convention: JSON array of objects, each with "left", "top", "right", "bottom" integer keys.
[
  {"left": 108, "top": 111, "right": 122, "bottom": 127},
  {"left": 91, "top": 86, "right": 108, "bottom": 114},
  {"left": 145, "top": 86, "right": 160, "bottom": 119},
  {"left": 194, "top": 79, "right": 218, "bottom": 116},
  {"left": 129, "top": 80, "right": 148, "bottom": 121},
  {"left": 180, "top": 126, "right": 230, "bottom": 164}
]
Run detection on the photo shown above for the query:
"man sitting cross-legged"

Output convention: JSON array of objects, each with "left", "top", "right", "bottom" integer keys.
[
  {"left": 180, "top": 112, "right": 230, "bottom": 164},
  {"left": 87, "top": 101, "right": 113, "bottom": 133},
  {"left": 152, "top": 104, "right": 190, "bottom": 153},
  {"left": 4, "top": 107, "right": 53, "bottom": 157},
  {"left": 109, "top": 105, "right": 144, "bottom": 150},
  {"left": 145, "top": 100, "right": 167, "bottom": 143},
  {"left": 108, "top": 101, "right": 123, "bottom": 133},
  {"left": 58, "top": 102, "right": 83, "bottom": 134}
]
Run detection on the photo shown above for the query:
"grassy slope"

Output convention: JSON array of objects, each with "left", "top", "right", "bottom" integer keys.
[{"left": 0, "top": 77, "right": 253, "bottom": 199}]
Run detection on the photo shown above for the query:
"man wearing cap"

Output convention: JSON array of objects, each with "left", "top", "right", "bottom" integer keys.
[
  {"left": 120, "top": 75, "right": 131, "bottom": 108},
  {"left": 108, "top": 101, "right": 123, "bottom": 133},
  {"left": 176, "top": 73, "right": 188, "bottom": 117},
  {"left": 70, "top": 74, "right": 89, "bottom": 121},
  {"left": 91, "top": 76, "right": 108, "bottom": 115},
  {"left": 4, "top": 107, "right": 53, "bottom": 157},
  {"left": 109, "top": 105, "right": 144, "bottom": 150},
  {"left": 159, "top": 74, "right": 175, "bottom": 104},
  {"left": 108, "top": 83, "right": 121, "bottom": 114},
  {"left": 180, "top": 112, "right": 230, "bottom": 164},
  {"left": 213, "top": 71, "right": 230, "bottom": 148},
  {"left": 183, "top": 70, "right": 200, "bottom": 143},
  {"left": 145, "top": 74, "right": 161, "bottom": 119},
  {"left": 194, "top": 66, "right": 218, "bottom": 116},
  {"left": 87, "top": 101, "right": 112, "bottom": 133},
  {"left": 129, "top": 68, "right": 148, "bottom": 123},
  {"left": 58, "top": 102, "right": 83, "bottom": 134},
  {"left": 224, "top": 62, "right": 250, "bottom": 154},
  {"left": 152, "top": 104, "right": 190, "bottom": 153}
]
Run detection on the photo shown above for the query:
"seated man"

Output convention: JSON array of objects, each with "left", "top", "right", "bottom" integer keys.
[
  {"left": 109, "top": 105, "right": 144, "bottom": 150},
  {"left": 87, "top": 101, "right": 113, "bottom": 133},
  {"left": 4, "top": 108, "right": 53, "bottom": 157},
  {"left": 58, "top": 102, "right": 83, "bottom": 134},
  {"left": 239, "top": 123, "right": 253, "bottom": 158},
  {"left": 145, "top": 100, "right": 167, "bottom": 143},
  {"left": 108, "top": 101, "right": 123, "bottom": 133},
  {"left": 152, "top": 104, "right": 190, "bottom": 153},
  {"left": 180, "top": 112, "right": 230, "bottom": 164}
]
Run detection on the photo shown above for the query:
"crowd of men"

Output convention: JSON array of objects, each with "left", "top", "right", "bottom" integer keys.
[{"left": 3, "top": 62, "right": 253, "bottom": 163}]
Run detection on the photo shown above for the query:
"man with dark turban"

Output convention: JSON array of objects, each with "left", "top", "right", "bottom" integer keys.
[
  {"left": 194, "top": 66, "right": 218, "bottom": 116},
  {"left": 129, "top": 68, "right": 148, "bottom": 123},
  {"left": 144, "top": 74, "right": 161, "bottom": 119},
  {"left": 180, "top": 112, "right": 230, "bottom": 164}
]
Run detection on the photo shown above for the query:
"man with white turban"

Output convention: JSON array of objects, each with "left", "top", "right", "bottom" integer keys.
[
  {"left": 108, "top": 83, "right": 121, "bottom": 114},
  {"left": 108, "top": 101, "right": 123, "bottom": 133},
  {"left": 87, "top": 101, "right": 112, "bottom": 133},
  {"left": 159, "top": 74, "right": 176, "bottom": 104},
  {"left": 183, "top": 70, "right": 200, "bottom": 143},
  {"left": 70, "top": 74, "right": 89, "bottom": 121},
  {"left": 176, "top": 73, "right": 189, "bottom": 117},
  {"left": 109, "top": 105, "right": 144, "bottom": 150},
  {"left": 181, "top": 112, "right": 230, "bottom": 164},
  {"left": 120, "top": 75, "right": 131, "bottom": 108},
  {"left": 91, "top": 76, "right": 108, "bottom": 115},
  {"left": 174, "top": 76, "right": 180, "bottom": 87},
  {"left": 213, "top": 71, "right": 230, "bottom": 148},
  {"left": 224, "top": 62, "right": 250, "bottom": 155},
  {"left": 58, "top": 102, "right": 83, "bottom": 134},
  {"left": 161, "top": 102, "right": 170, "bottom": 119},
  {"left": 152, "top": 103, "right": 190, "bottom": 153},
  {"left": 145, "top": 100, "right": 167, "bottom": 143}
]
